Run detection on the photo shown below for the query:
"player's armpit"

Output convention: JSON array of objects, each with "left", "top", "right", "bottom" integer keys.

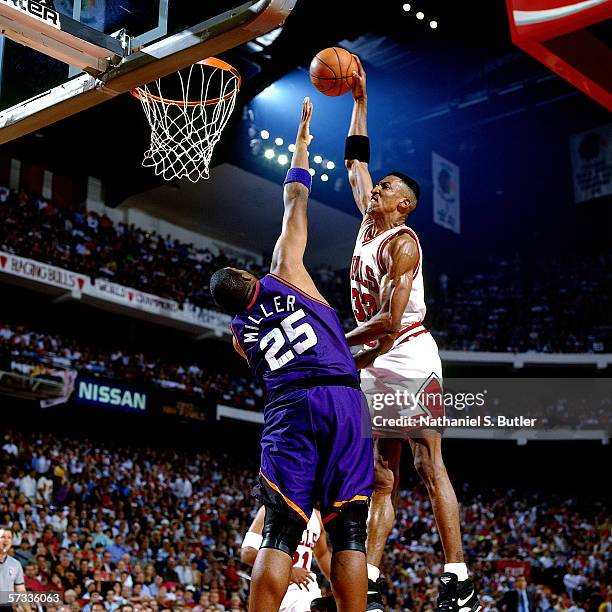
[{"left": 232, "top": 334, "right": 247, "bottom": 361}]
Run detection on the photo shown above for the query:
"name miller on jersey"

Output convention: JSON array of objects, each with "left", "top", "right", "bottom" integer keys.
[{"left": 241, "top": 293, "right": 297, "bottom": 343}]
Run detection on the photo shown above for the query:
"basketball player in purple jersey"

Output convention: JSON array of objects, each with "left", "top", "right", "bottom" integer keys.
[{"left": 210, "top": 98, "right": 374, "bottom": 612}]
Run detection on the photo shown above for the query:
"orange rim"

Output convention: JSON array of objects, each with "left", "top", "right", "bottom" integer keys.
[{"left": 130, "top": 57, "right": 241, "bottom": 107}]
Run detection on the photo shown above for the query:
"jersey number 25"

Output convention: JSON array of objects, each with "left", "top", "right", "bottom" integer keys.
[{"left": 260, "top": 309, "right": 318, "bottom": 371}]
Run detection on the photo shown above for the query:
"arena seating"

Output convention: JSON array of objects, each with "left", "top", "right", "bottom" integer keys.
[
  {"left": 1, "top": 431, "right": 608, "bottom": 611},
  {"left": 2, "top": 186, "right": 611, "bottom": 354},
  {"left": 0, "top": 322, "right": 265, "bottom": 411}
]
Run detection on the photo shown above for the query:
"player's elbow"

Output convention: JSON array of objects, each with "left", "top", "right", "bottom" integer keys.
[
  {"left": 240, "top": 548, "right": 256, "bottom": 566},
  {"left": 382, "top": 313, "right": 401, "bottom": 335},
  {"left": 284, "top": 182, "right": 309, "bottom": 202}
]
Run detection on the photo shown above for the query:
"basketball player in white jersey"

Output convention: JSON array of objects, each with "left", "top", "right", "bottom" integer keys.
[
  {"left": 342, "top": 57, "right": 480, "bottom": 612},
  {"left": 241, "top": 507, "right": 332, "bottom": 612}
]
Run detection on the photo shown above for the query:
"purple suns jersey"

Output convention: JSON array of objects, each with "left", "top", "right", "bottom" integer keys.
[{"left": 231, "top": 274, "right": 358, "bottom": 395}]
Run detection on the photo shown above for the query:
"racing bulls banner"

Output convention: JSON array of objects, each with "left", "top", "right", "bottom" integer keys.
[
  {"left": 570, "top": 123, "right": 612, "bottom": 203},
  {"left": 0, "top": 250, "right": 87, "bottom": 296},
  {"left": 433, "top": 152, "right": 461, "bottom": 234}
]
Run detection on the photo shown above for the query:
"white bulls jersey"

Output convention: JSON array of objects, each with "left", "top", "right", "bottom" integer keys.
[
  {"left": 351, "top": 217, "right": 428, "bottom": 346},
  {"left": 287, "top": 510, "right": 321, "bottom": 587}
]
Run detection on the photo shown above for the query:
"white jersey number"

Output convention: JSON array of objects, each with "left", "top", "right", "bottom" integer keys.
[{"left": 260, "top": 309, "right": 318, "bottom": 371}]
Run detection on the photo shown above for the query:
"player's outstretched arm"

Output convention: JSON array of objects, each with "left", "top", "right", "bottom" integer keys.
[
  {"left": 345, "top": 55, "right": 374, "bottom": 216},
  {"left": 313, "top": 512, "right": 332, "bottom": 581},
  {"left": 240, "top": 506, "right": 265, "bottom": 566},
  {"left": 240, "top": 506, "right": 314, "bottom": 591},
  {"left": 270, "top": 98, "right": 328, "bottom": 304},
  {"left": 346, "top": 234, "right": 418, "bottom": 348}
]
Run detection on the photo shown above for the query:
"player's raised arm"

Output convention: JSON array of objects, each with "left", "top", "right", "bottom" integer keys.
[
  {"left": 346, "top": 233, "right": 418, "bottom": 348},
  {"left": 270, "top": 98, "right": 328, "bottom": 304},
  {"left": 345, "top": 55, "right": 374, "bottom": 216}
]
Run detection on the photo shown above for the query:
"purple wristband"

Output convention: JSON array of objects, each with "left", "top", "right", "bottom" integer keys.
[{"left": 284, "top": 167, "right": 312, "bottom": 192}]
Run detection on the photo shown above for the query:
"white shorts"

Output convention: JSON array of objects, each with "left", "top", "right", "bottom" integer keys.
[
  {"left": 361, "top": 332, "right": 444, "bottom": 435},
  {"left": 279, "top": 580, "right": 322, "bottom": 612},
  {"left": 364, "top": 331, "right": 442, "bottom": 381}
]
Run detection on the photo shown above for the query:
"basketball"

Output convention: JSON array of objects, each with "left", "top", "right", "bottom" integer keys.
[{"left": 309, "top": 47, "right": 358, "bottom": 96}]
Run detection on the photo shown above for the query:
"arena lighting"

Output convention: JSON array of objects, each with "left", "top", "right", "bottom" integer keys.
[
  {"left": 264, "top": 149, "right": 275, "bottom": 159},
  {"left": 321, "top": 173, "right": 329, "bottom": 182},
  {"left": 261, "top": 130, "right": 270, "bottom": 140},
  {"left": 275, "top": 137, "right": 284, "bottom": 146},
  {"left": 288, "top": 143, "right": 296, "bottom": 152},
  {"left": 430, "top": 20, "right": 438, "bottom": 29},
  {"left": 326, "top": 161, "right": 335, "bottom": 170},
  {"left": 309, "top": 168, "right": 316, "bottom": 176},
  {"left": 313, "top": 155, "right": 323, "bottom": 164},
  {"left": 277, "top": 154, "right": 289, "bottom": 165},
  {"left": 416, "top": 11, "right": 424, "bottom": 20},
  {"left": 402, "top": 3, "right": 411, "bottom": 11}
]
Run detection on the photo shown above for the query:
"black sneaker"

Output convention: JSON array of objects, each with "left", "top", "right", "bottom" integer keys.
[
  {"left": 310, "top": 595, "right": 336, "bottom": 611},
  {"left": 435, "top": 573, "right": 481, "bottom": 612},
  {"left": 366, "top": 577, "right": 385, "bottom": 610},
  {"left": 310, "top": 578, "right": 385, "bottom": 611}
]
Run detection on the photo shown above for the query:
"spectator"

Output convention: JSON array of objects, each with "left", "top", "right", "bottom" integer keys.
[
  {"left": 18, "top": 470, "right": 37, "bottom": 503},
  {"left": 498, "top": 576, "right": 536, "bottom": 611}
]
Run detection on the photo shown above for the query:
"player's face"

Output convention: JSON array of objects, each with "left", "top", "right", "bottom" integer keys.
[
  {"left": 367, "top": 176, "right": 408, "bottom": 217},
  {"left": 0, "top": 529, "right": 12, "bottom": 552}
]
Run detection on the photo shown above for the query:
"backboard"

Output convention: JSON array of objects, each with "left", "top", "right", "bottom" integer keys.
[{"left": 0, "top": 0, "right": 298, "bottom": 143}]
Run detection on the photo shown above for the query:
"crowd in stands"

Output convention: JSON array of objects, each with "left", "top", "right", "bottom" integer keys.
[
  {"left": 426, "top": 255, "right": 612, "bottom": 354},
  {"left": 0, "top": 186, "right": 265, "bottom": 311},
  {"left": 1, "top": 430, "right": 610, "bottom": 611},
  {"left": 3, "top": 320, "right": 611, "bottom": 431},
  {"left": 2, "top": 186, "right": 611, "bottom": 354},
  {"left": 0, "top": 322, "right": 264, "bottom": 410}
]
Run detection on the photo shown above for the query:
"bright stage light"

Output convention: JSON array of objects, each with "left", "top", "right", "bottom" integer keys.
[
  {"left": 261, "top": 130, "right": 270, "bottom": 140},
  {"left": 313, "top": 155, "right": 323, "bottom": 164},
  {"left": 275, "top": 137, "right": 284, "bottom": 146},
  {"left": 430, "top": 20, "right": 438, "bottom": 29},
  {"left": 326, "top": 161, "right": 335, "bottom": 170},
  {"left": 278, "top": 154, "right": 289, "bottom": 165},
  {"left": 321, "top": 174, "right": 329, "bottom": 182},
  {"left": 264, "top": 149, "right": 275, "bottom": 159},
  {"left": 416, "top": 11, "right": 424, "bottom": 19}
]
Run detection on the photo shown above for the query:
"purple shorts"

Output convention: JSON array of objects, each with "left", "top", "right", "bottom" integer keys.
[{"left": 257, "top": 385, "right": 374, "bottom": 523}]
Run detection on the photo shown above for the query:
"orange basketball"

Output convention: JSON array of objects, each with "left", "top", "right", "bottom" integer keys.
[{"left": 309, "top": 47, "right": 358, "bottom": 97}]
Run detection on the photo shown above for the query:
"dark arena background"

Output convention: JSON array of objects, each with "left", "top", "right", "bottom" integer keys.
[{"left": 0, "top": 1, "right": 610, "bottom": 611}]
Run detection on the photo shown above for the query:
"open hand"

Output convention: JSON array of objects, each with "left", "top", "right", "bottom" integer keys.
[
  {"left": 351, "top": 55, "right": 367, "bottom": 102},
  {"left": 297, "top": 97, "right": 314, "bottom": 146},
  {"left": 290, "top": 566, "right": 314, "bottom": 590}
]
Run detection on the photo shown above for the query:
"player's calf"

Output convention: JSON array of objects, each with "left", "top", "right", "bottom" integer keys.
[
  {"left": 325, "top": 504, "right": 368, "bottom": 612},
  {"left": 250, "top": 506, "right": 306, "bottom": 612}
]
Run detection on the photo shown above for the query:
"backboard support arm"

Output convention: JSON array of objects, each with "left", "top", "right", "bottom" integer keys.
[{"left": 0, "top": 0, "right": 298, "bottom": 144}]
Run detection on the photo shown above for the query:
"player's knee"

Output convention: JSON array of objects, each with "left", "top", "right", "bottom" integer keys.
[
  {"left": 326, "top": 503, "right": 368, "bottom": 554},
  {"left": 374, "top": 460, "right": 394, "bottom": 495},
  {"left": 260, "top": 505, "right": 304, "bottom": 557}
]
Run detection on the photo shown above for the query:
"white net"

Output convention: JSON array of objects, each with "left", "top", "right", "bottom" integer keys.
[{"left": 133, "top": 59, "right": 240, "bottom": 183}]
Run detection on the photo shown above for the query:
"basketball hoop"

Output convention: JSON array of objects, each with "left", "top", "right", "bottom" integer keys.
[{"left": 131, "top": 58, "right": 241, "bottom": 183}]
